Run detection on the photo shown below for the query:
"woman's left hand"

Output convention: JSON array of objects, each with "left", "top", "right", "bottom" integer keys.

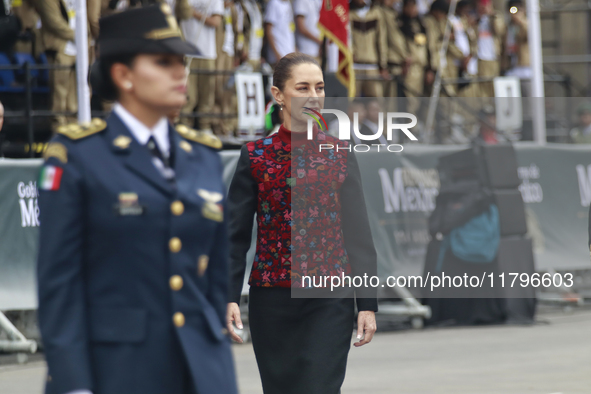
[{"left": 354, "top": 311, "right": 377, "bottom": 347}]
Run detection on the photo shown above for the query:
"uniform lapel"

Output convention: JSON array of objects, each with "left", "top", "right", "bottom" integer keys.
[{"left": 107, "top": 114, "right": 174, "bottom": 196}]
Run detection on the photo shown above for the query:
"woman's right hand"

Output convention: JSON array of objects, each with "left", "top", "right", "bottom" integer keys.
[{"left": 226, "top": 302, "right": 244, "bottom": 343}]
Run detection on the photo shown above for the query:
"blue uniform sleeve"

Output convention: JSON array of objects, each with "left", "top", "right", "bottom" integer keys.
[
  {"left": 206, "top": 154, "right": 231, "bottom": 326},
  {"left": 37, "top": 147, "right": 94, "bottom": 393}
]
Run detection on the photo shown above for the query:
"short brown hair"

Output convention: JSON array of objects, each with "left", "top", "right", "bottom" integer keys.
[{"left": 272, "top": 52, "right": 320, "bottom": 92}]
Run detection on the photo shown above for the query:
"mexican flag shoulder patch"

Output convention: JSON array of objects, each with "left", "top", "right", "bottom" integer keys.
[{"left": 40, "top": 165, "right": 64, "bottom": 191}]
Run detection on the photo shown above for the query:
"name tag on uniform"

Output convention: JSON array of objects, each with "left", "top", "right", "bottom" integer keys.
[{"left": 114, "top": 193, "right": 146, "bottom": 216}]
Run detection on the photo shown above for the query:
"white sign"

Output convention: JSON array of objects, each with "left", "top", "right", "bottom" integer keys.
[
  {"left": 235, "top": 72, "right": 265, "bottom": 135},
  {"left": 494, "top": 76, "right": 523, "bottom": 132}
]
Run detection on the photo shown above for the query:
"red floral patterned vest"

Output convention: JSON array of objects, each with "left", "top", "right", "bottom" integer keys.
[{"left": 246, "top": 126, "right": 352, "bottom": 288}]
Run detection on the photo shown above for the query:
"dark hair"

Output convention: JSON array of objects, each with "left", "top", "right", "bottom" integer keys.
[
  {"left": 507, "top": 0, "right": 523, "bottom": 9},
  {"left": 456, "top": 0, "right": 471, "bottom": 12},
  {"left": 272, "top": 52, "right": 320, "bottom": 92},
  {"left": 430, "top": 0, "right": 449, "bottom": 14},
  {"left": 89, "top": 54, "right": 137, "bottom": 101}
]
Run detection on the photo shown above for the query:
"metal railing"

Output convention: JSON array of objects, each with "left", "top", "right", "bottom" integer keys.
[{"left": 0, "top": 62, "right": 580, "bottom": 156}]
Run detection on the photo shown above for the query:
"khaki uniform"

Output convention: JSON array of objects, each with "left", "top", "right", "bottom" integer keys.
[
  {"left": 477, "top": 12, "right": 504, "bottom": 97},
  {"left": 234, "top": 0, "right": 249, "bottom": 64},
  {"left": 241, "top": 0, "right": 262, "bottom": 70},
  {"left": 393, "top": 16, "right": 429, "bottom": 109},
  {"left": 180, "top": 3, "right": 222, "bottom": 131},
  {"left": 183, "top": 57, "right": 216, "bottom": 130},
  {"left": 12, "top": 0, "right": 41, "bottom": 55},
  {"left": 350, "top": 6, "right": 388, "bottom": 97},
  {"left": 502, "top": 16, "right": 529, "bottom": 70},
  {"left": 213, "top": 3, "right": 238, "bottom": 137},
  {"left": 378, "top": 5, "right": 404, "bottom": 98},
  {"left": 456, "top": 15, "right": 479, "bottom": 98},
  {"left": 424, "top": 14, "right": 464, "bottom": 96},
  {"left": 33, "top": 0, "right": 99, "bottom": 130}
]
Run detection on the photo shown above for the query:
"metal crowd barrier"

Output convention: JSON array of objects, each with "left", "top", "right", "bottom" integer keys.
[
  {"left": 0, "top": 312, "right": 37, "bottom": 356},
  {"left": 0, "top": 60, "right": 578, "bottom": 157}
]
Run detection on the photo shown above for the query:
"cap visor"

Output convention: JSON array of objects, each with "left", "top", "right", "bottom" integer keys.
[{"left": 160, "top": 38, "right": 201, "bottom": 57}]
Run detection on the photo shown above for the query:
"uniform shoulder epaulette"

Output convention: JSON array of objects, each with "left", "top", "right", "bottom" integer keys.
[
  {"left": 57, "top": 118, "right": 107, "bottom": 140},
  {"left": 175, "top": 124, "right": 223, "bottom": 150}
]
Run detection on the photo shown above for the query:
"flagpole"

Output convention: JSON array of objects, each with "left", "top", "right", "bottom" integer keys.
[
  {"left": 526, "top": 0, "right": 546, "bottom": 144},
  {"left": 75, "top": 0, "right": 91, "bottom": 124}
]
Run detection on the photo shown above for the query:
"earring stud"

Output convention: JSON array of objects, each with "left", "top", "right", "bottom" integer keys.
[{"left": 124, "top": 81, "right": 133, "bottom": 89}]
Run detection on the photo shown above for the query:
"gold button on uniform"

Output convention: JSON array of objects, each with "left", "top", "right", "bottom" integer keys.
[
  {"left": 169, "top": 237, "right": 182, "bottom": 253},
  {"left": 173, "top": 312, "right": 185, "bottom": 327},
  {"left": 198, "top": 255, "right": 209, "bottom": 276},
  {"left": 170, "top": 275, "right": 183, "bottom": 291},
  {"left": 171, "top": 201, "right": 184, "bottom": 216}
]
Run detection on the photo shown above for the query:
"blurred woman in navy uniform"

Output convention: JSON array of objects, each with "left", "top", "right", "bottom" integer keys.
[{"left": 37, "top": 5, "right": 238, "bottom": 394}]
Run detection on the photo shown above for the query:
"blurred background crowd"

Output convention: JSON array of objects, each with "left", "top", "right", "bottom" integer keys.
[{"left": 0, "top": 0, "right": 589, "bottom": 154}]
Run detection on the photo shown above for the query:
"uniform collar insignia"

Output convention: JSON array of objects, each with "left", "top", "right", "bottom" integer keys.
[
  {"left": 113, "top": 135, "right": 133, "bottom": 150},
  {"left": 179, "top": 140, "right": 193, "bottom": 153}
]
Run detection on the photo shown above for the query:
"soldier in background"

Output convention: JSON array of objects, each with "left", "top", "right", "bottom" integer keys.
[
  {"left": 33, "top": 0, "right": 100, "bottom": 131},
  {"left": 11, "top": 0, "right": 41, "bottom": 56},
  {"left": 179, "top": 0, "right": 223, "bottom": 132},
  {"left": 293, "top": 0, "right": 323, "bottom": 63},
  {"left": 213, "top": 0, "right": 238, "bottom": 139},
  {"left": 451, "top": 0, "right": 478, "bottom": 98},
  {"left": 263, "top": 0, "right": 295, "bottom": 67},
  {"left": 394, "top": 0, "right": 430, "bottom": 112},
  {"left": 502, "top": 0, "right": 530, "bottom": 96},
  {"left": 475, "top": 0, "right": 504, "bottom": 97},
  {"left": 350, "top": 0, "right": 389, "bottom": 97},
  {"left": 232, "top": 0, "right": 249, "bottom": 66},
  {"left": 423, "top": 0, "right": 466, "bottom": 97},
  {"left": 378, "top": 0, "right": 405, "bottom": 99},
  {"left": 241, "top": 0, "right": 262, "bottom": 70}
]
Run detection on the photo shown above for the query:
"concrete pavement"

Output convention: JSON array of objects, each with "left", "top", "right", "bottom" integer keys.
[{"left": 1, "top": 307, "right": 590, "bottom": 394}]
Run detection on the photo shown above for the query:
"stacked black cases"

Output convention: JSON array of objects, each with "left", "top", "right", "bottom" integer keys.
[{"left": 424, "top": 144, "right": 535, "bottom": 325}]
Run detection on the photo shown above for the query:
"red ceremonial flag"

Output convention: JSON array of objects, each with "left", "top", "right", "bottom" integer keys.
[{"left": 319, "top": 0, "right": 355, "bottom": 97}]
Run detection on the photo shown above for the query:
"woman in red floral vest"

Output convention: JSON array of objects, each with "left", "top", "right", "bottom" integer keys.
[{"left": 226, "top": 52, "right": 378, "bottom": 394}]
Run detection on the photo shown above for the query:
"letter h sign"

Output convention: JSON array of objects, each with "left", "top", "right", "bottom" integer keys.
[{"left": 236, "top": 72, "right": 265, "bottom": 130}]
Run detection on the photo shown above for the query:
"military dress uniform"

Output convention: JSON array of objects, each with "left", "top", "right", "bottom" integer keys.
[
  {"left": 37, "top": 5, "right": 238, "bottom": 394},
  {"left": 424, "top": 13, "right": 465, "bottom": 97},
  {"left": 394, "top": 14, "right": 429, "bottom": 113},
  {"left": 350, "top": 4, "right": 388, "bottom": 98}
]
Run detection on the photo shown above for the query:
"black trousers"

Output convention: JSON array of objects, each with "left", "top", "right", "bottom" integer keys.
[{"left": 248, "top": 287, "right": 355, "bottom": 394}]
